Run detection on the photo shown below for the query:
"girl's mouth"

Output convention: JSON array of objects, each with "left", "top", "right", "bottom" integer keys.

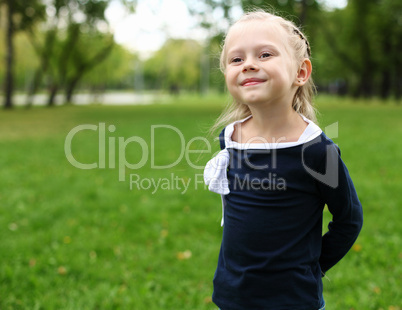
[{"left": 240, "top": 78, "right": 266, "bottom": 86}]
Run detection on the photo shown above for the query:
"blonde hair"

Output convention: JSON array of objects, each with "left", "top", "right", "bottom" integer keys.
[{"left": 211, "top": 10, "right": 317, "bottom": 134}]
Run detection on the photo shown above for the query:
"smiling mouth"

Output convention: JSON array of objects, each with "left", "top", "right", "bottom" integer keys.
[{"left": 240, "top": 78, "right": 266, "bottom": 86}]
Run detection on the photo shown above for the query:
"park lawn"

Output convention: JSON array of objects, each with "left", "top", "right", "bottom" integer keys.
[{"left": 0, "top": 94, "right": 400, "bottom": 309}]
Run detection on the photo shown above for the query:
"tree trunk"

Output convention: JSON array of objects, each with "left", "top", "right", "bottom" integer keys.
[
  {"left": 64, "top": 42, "right": 114, "bottom": 104},
  {"left": 4, "top": 0, "right": 14, "bottom": 109},
  {"left": 26, "top": 69, "right": 42, "bottom": 107},
  {"left": 354, "top": 2, "right": 374, "bottom": 98},
  {"left": 380, "top": 70, "right": 391, "bottom": 99},
  {"left": 396, "top": 77, "right": 402, "bottom": 101},
  {"left": 394, "top": 37, "right": 402, "bottom": 100},
  {"left": 26, "top": 30, "right": 57, "bottom": 107},
  {"left": 378, "top": 32, "right": 392, "bottom": 99},
  {"left": 299, "top": 0, "right": 308, "bottom": 26},
  {"left": 48, "top": 84, "right": 58, "bottom": 107},
  {"left": 357, "top": 72, "right": 373, "bottom": 98},
  {"left": 65, "top": 78, "right": 79, "bottom": 103}
]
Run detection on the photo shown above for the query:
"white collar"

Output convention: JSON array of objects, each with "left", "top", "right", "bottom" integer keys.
[{"left": 224, "top": 114, "right": 322, "bottom": 150}]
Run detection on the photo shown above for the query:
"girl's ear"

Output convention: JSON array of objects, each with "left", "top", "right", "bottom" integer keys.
[{"left": 295, "top": 58, "right": 312, "bottom": 86}]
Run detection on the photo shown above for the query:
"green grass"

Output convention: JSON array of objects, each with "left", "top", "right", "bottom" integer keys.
[{"left": 0, "top": 94, "right": 401, "bottom": 309}]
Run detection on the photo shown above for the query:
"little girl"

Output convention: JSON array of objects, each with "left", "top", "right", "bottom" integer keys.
[{"left": 203, "top": 10, "right": 363, "bottom": 310}]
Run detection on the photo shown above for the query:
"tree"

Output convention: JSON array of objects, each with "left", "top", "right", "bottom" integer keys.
[
  {"left": 315, "top": 0, "right": 402, "bottom": 98},
  {"left": 3, "top": 0, "right": 14, "bottom": 109},
  {"left": 63, "top": 31, "right": 115, "bottom": 103},
  {"left": 0, "top": 0, "right": 45, "bottom": 109},
  {"left": 375, "top": 0, "right": 402, "bottom": 99},
  {"left": 25, "top": 0, "right": 112, "bottom": 106},
  {"left": 24, "top": 0, "right": 138, "bottom": 106},
  {"left": 82, "top": 43, "right": 137, "bottom": 90},
  {"left": 143, "top": 39, "right": 202, "bottom": 92},
  {"left": 240, "top": 0, "right": 321, "bottom": 26}
]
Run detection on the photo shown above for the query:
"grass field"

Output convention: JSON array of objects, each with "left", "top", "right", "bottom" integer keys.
[{"left": 0, "top": 94, "right": 401, "bottom": 309}]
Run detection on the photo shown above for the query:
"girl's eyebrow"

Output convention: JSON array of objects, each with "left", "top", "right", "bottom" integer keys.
[
  {"left": 227, "top": 44, "right": 280, "bottom": 56},
  {"left": 258, "top": 44, "right": 280, "bottom": 53}
]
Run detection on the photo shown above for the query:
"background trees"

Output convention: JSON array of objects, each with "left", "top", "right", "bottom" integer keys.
[
  {"left": 1, "top": 0, "right": 401, "bottom": 109},
  {"left": 25, "top": 0, "right": 116, "bottom": 107},
  {"left": 0, "top": 0, "right": 137, "bottom": 108},
  {"left": 143, "top": 39, "right": 203, "bottom": 93},
  {"left": 314, "top": 0, "right": 402, "bottom": 98},
  {"left": 0, "top": 0, "right": 46, "bottom": 109}
]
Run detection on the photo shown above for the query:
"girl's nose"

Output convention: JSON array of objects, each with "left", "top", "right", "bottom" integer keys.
[{"left": 242, "top": 59, "right": 259, "bottom": 72}]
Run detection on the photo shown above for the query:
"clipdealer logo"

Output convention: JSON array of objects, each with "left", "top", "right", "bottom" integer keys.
[
  {"left": 64, "top": 123, "right": 213, "bottom": 193},
  {"left": 64, "top": 121, "right": 340, "bottom": 194}
]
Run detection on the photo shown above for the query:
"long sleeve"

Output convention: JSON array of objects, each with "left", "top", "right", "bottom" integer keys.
[{"left": 317, "top": 144, "right": 363, "bottom": 273}]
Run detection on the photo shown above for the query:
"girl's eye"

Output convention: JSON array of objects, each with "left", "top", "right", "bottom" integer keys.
[
  {"left": 230, "top": 57, "right": 243, "bottom": 63},
  {"left": 260, "top": 52, "right": 272, "bottom": 59}
]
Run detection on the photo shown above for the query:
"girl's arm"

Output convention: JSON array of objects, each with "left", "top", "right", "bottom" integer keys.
[{"left": 317, "top": 144, "right": 363, "bottom": 274}]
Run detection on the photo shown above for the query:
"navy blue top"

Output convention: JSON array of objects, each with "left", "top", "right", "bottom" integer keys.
[{"left": 212, "top": 129, "right": 363, "bottom": 310}]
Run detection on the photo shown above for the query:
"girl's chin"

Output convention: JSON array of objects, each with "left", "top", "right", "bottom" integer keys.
[{"left": 239, "top": 97, "right": 270, "bottom": 105}]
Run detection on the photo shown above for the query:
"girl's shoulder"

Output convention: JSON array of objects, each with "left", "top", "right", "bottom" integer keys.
[{"left": 218, "top": 115, "right": 251, "bottom": 150}]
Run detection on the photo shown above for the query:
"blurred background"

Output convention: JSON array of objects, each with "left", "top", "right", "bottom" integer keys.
[
  {"left": 0, "top": 0, "right": 401, "bottom": 107},
  {"left": 0, "top": 1, "right": 401, "bottom": 309}
]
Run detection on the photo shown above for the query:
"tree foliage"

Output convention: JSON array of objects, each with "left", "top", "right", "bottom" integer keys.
[
  {"left": 143, "top": 39, "right": 203, "bottom": 92},
  {"left": 314, "top": 0, "right": 402, "bottom": 98},
  {"left": 82, "top": 43, "right": 137, "bottom": 90},
  {"left": 0, "top": 0, "right": 139, "bottom": 107},
  {"left": 26, "top": 0, "right": 115, "bottom": 106}
]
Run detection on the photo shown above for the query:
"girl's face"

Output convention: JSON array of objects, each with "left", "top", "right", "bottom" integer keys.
[{"left": 224, "top": 20, "right": 299, "bottom": 108}]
